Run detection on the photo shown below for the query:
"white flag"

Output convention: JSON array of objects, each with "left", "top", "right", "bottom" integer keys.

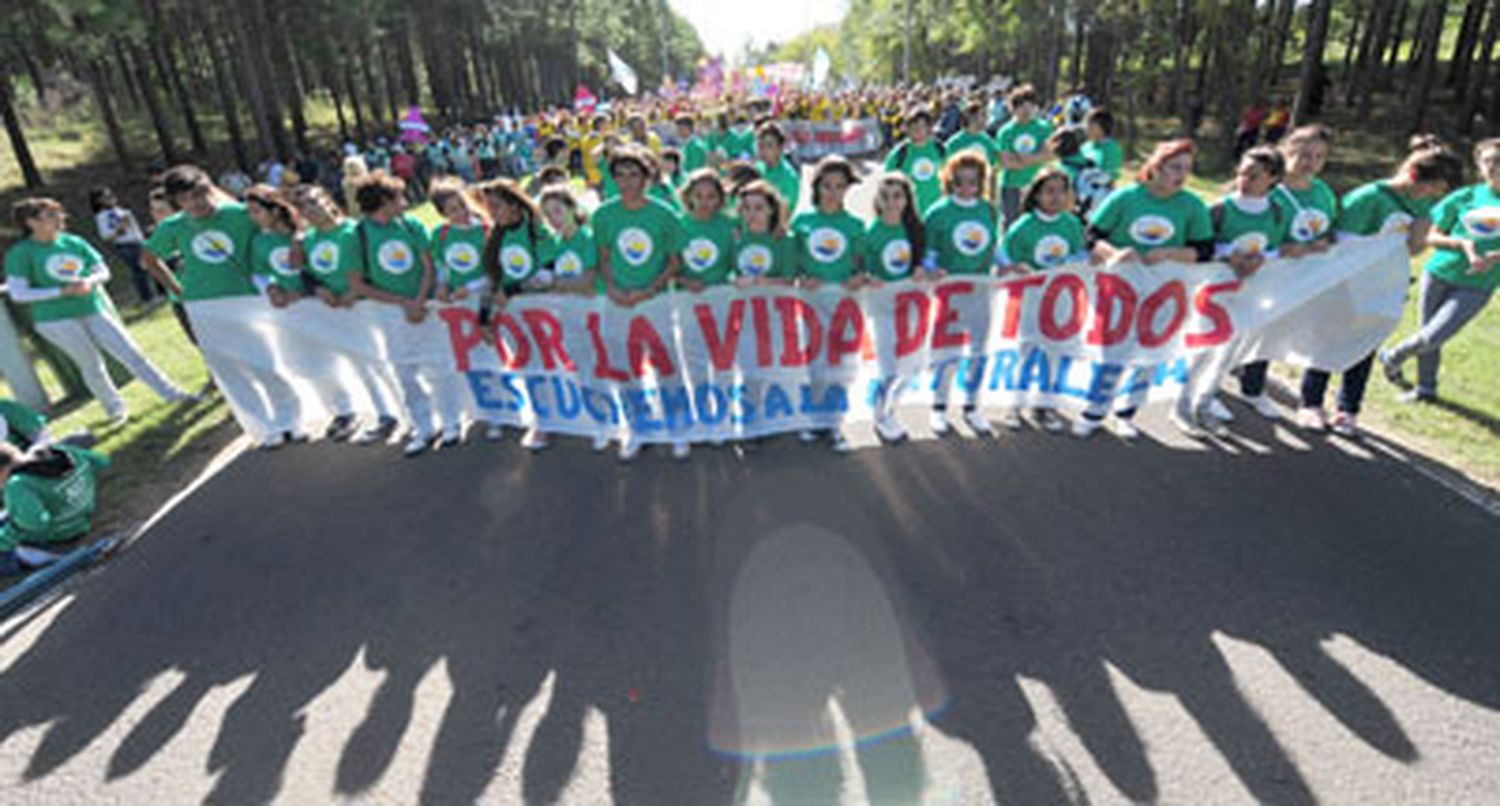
[
  {"left": 812, "top": 47, "right": 831, "bottom": 88},
  {"left": 608, "top": 49, "right": 639, "bottom": 96}
]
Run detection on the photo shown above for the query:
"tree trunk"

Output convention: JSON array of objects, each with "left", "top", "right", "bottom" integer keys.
[
  {"left": 111, "top": 38, "right": 142, "bottom": 112},
  {"left": 86, "top": 59, "right": 133, "bottom": 173},
  {"left": 228, "top": 7, "right": 280, "bottom": 162},
  {"left": 270, "top": 17, "right": 310, "bottom": 153},
  {"left": 1350, "top": 0, "right": 1395, "bottom": 112},
  {"left": 197, "top": 15, "right": 249, "bottom": 170},
  {"left": 128, "top": 40, "right": 180, "bottom": 163},
  {"left": 144, "top": 0, "right": 206, "bottom": 155},
  {"left": 1385, "top": 0, "right": 1411, "bottom": 76},
  {"left": 1263, "top": 0, "right": 1297, "bottom": 86},
  {"left": 1292, "top": 0, "right": 1332, "bottom": 124},
  {"left": 343, "top": 60, "right": 367, "bottom": 142},
  {"left": 1341, "top": 4, "right": 1365, "bottom": 88},
  {"left": 1462, "top": 0, "right": 1500, "bottom": 130},
  {"left": 0, "top": 75, "right": 43, "bottom": 187},
  {"left": 1405, "top": 0, "right": 1448, "bottom": 131},
  {"left": 1450, "top": 0, "right": 1488, "bottom": 89}
]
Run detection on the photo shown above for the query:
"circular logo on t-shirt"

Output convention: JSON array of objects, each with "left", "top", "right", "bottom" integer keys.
[
  {"left": 1379, "top": 212, "right": 1414, "bottom": 236},
  {"left": 268, "top": 246, "right": 297, "bottom": 277},
  {"left": 444, "top": 242, "right": 481, "bottom": 274},
  {"left": 377, "top": 240, "right": 415, "bottom": 274},
  {"left": 190, "top": 230, "right": 236, "bottom": 264},
  {"left": 738, "top": 245, "right": 773, "bottom": 276},
  {"left": 881, "top": 239, "right": 912, "bottom": 276},
  {"left": 1231, "top": 232, "right": 1269, "bottom": 257},
  {"left": 1462, "top": 206, "right": 1500, "bottom": 238},
  {"left": 1034, "top": 234, "right": 1072, "bottom": 268},
  {"left": 617, "top": 227, "right": 654, "bottom": 267},
  {"left": 1291, "top": 208, "right": 1330, "bottom": 242},
  {"left": 500, "top": 245, "right": 533, "bottom": 279},
  {"left": 1129, "top": 215, "right": 1176, "bottom": 246},
  {"left": 808, "top": 227, "right": 848, "bottom": 263},
  {"left": 44, "top": 253, "right": 87, "bottom": 283},
  {"left": 1014, "top": 133, "right": 1039, "bottom": 155},
  {"left": 308, "top": 241, "right": 341, "bottom": 274},
  {"left": 911, "top": 157, "right": 937, "bottom": 182},
  {"left": 554, "top": 250, "right": 584, "bottom": 278},
  {"left": 683, "top": 238, "right": 721, "bottom": 274},
  {"left": 953, "top": 221, "right": 991, "bottom": 256}
]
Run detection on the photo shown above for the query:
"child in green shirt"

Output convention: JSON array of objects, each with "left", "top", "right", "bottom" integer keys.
[
  {"left": 996, "top": 83, "right": 1055, "bottom": 228},
  {"left": 0, "top": 441, "right": 108, "bottom": 576},
  {"left": 677, "top": 170, "right": 737, "bottom": 290},
  {"left": 864, "top": 174, "right": 927, "bottom": 444}
]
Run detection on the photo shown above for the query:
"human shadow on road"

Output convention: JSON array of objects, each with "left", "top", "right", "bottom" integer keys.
[{"left": 0, "top": 409, "right": 1496, "bottom": 803}]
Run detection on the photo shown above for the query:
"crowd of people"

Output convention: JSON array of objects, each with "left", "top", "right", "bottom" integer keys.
[{"left": 4, "top": 82, "right": 1496, "bottom": 490}]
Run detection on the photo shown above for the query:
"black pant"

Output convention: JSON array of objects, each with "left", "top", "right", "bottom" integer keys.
[
  {"left": 1239, "top": 360, "right": 1269, "bottom": 397},
  {"left": 1300, "top": 353, "right": 1374, "bottom": 415}
]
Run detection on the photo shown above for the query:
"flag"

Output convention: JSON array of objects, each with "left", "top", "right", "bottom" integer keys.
[
  {"left": 573, "top": 84, "right": 598, "bottom": 115},
  {"left": 608, "top": 49, "right": 638, "bottom": 96},
  {"left": 812, "top": 47, "right": 831, "bottom": 88}
]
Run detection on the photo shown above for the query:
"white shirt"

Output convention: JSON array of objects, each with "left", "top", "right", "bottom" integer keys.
[{"left": 95, "top": 208, "right": 144, "bottom": 245}]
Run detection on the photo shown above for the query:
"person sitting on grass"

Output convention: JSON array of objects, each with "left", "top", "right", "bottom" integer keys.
[{"left": 0, "top": 440, "right": 108, "bottom": 577}]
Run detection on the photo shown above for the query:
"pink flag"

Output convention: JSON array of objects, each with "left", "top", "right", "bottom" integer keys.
[{"left": 574, "top": 84, "right": 598, "bottom": 115}]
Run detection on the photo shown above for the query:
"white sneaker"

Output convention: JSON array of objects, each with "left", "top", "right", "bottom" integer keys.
[
  {"left": 1295, "top": 406, "right": 1328, "bottom": 431},
  {"left": 875, "top": 415, "right": 908, "bottom": 443},
  {"left": 964, "top": 409, "right": 994, "bottom": 435},
  {"left": 1034, "top": 409, "right": 1066, "bottom": 433},
  {"left": 1206, "top": 395, "right": 1234, "bottom": 422},
  {"left": 1073, "top": 418, "right": 1101, "bottom": 439},
  {"left": 1111, "top": 417, "right": 1140, "bottom": 441},
  {"left": 485, "top": 422, "right": 506, "bottom": 441},
  {"left": 999, "top": 408, "right": 1023, "bottom": 430},
  {"left": 829, "top": 432, "right": 851, "bottom": 453},
  {"left": 672, "top": 440, "right": 691, "bottom": 460},
  {"left": 797, "top": 429, "right": 820, "bottom": 443},
  {"left": 591, "top": 433, "right": 611, "bottom": 452},
  {"left": 521, "top": 427, "right": 549, "bottom": 451},
  {"left": 403, "top": 430, "right": 435, "bottom": 457},
  {"left": 259, "top": 432, "right": 286, "bottom": 450},
  {"left": 618, "top": 434, "right": 641, "bottom": 462},
  {"left": 929, "top": 409, "right": 951, "bottom": 435},
  {"left": 1246, "top": 395, "right": 1281, "bottom": 420},
  {"left": 441, "top": 423, "right": 463, "bottom": 447}
]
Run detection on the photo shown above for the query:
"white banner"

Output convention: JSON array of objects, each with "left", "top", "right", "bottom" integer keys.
[{"left": 186, "top": 237, "right": 1410, "bottom": 443}]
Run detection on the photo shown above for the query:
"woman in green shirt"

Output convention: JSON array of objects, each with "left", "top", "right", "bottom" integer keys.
[
  {"left": 754, "top": 121, "right": 801, "bottom": 215},
  {"left": 245, "top": 185, "right": 306, "bottom": 308},
  {"left": 1379, "top": 138, "right": 1500, "bottom": 405},
  {"left": 864, "top": 174, "right": 927, "bottom": 444},
  {"left": 677, "top": 170, "right": 737, "bottom": 292},
  {"left": 1275, "top": 125, "right": 1340, "bottom": 254},
  {"left": 5, "top": 197, "right": 190, "bottom": 424},
  {"left": 1083, "top": 139, "right": 1214, "bottom": 440},
  {"left": 538, "top": 185, "right": 598, "bottom": 296},
  {"left": 1300, "top": 137, "right": 1463, "bottom": 437},
  {"left": 481, "top": 179, "right": 553, "bottom": 452},
  {"left": 428, "top": 178, "right": 492, "bottom": 305},
  {"left": 732, "top": 181, "right": 798, "bottom": 287},
  {"left": 791, "top": 156, "right": 867, "bottom": 291}
]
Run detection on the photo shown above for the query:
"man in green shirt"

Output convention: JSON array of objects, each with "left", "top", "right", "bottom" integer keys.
[
  {"left": 944, "top": 102, "right": 1001, "bottom": 168},
  {"left": 884, "top": 108, "right": 946, "bottom": 214},
  {"left": 996, "top": 83, "right": 1055, "bottom": 227},
  {"left": 0, "top": 441, "right": 107, "bottom": 576},
  {"left": 593, "top": 148, "right": 685, "bottom": 306}
]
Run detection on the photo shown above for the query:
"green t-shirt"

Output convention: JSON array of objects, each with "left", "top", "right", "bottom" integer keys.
[
  {"left": 541, "top": 225, "right": 597, "bottom": 286},
  {"left": 682, "top": 136, "right": 710, "bottom": 173},
  {"left": 600, "top": 169, "right": 620, "bottom": 201},
  {"left": 757, "top": 157, "right": 802, "bottom": 214},
  {"left": 592, "top": 197, "right": 685, "bottom": 291},
  {"left": 302, "top": 221, "right": 358, "bottom": 296},
  {"left": 945, "top": 130, "right": 1000, "bottom": 164},
  {"left": 733, "top": 231, "right": 797, "bottom": 280},
  {"left": 1211, "top": 195, "right": 1290, "bottom": 259},
  {"left": 884, "top": 139, "right": 945, "bottom": 214},
  {"left": 724, "top": 127, "right": 756, "bottom": 161},
  {"left": 250, "top": 230, "right": 304, "bottom": 293},
  {"left": 0, "top": 399, "right": 48, "bottom": 449},
  {"left": 679, "top": 213, "right": 737, "bottom": 286},
  {"left": 1338, "top": 180, "right": 1434, "bottom": 238},
  {"left": 492, "top": 225, "right": 546, "bottom": 292},
  {"left": 1002, "top": 210, "right": 1087, "bottom": 270},
  {"left": 648, "top": 182, "right": 684, "bottom": 213},
  {"left": 357, "top": 214, "right": 430, "bottom": 300},
  {"left": 1080, "top": 138, "right": 1123, "bottom": 182},
  {"left": 1274, "top": 178, "right": 1340, "bottom": 244},
  {"left": 0, "top": 444, "right": 108, "bottom": 551},
  {"left": 4, "top": 234, "right": 110, "bottom": 321},
  {"left": 1089, "top": 183, "right": 1213, "bottom": 251},
  {"left": 996, "top": 117, "right": 1054, "bottom": 189},
  {"left": 862, "top": 219, "right": 917, "bottom": 281},
  {"left": 430, "top": 222, "right": 488, "bottom": 291},
  {"left": 144, "top": 203, "right": 259, "bottom": 301},
  {"left": 923, "top": 196, "right": 998, "bottom": 275},
  {"left": 791, "top": 208, "right": 867, "bottom": 282},
  {"left": 1425, "top": 183, "right": 1500, "bottom": 291}
]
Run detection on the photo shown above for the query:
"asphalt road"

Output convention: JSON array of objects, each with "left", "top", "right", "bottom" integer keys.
[
  {"left": 3, "top": 165, "right": 1499, "bottom": 804},
  {"left": 1, "top": 403, "right": 1499, "bottom": 804}
]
